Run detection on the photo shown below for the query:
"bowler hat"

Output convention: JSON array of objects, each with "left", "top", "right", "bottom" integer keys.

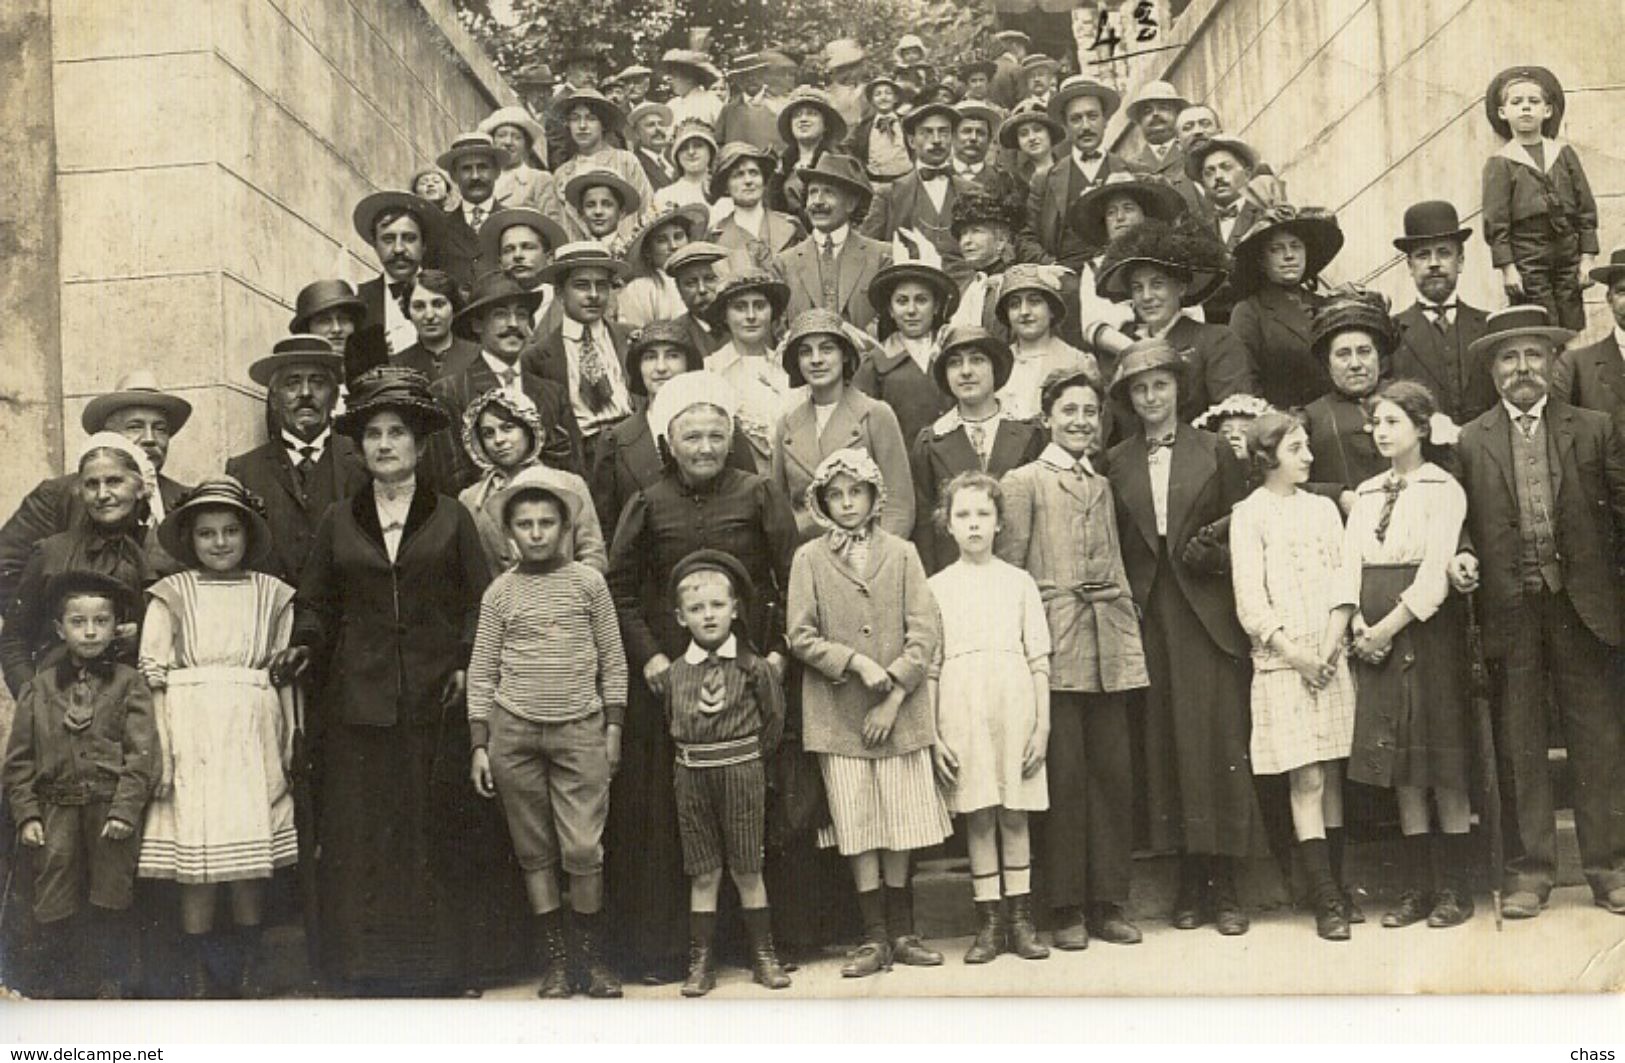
[
  {"left": 248, "top": 333, "right": 344, "bottom": 388},
  {"left": 333, "top": 365, "right": 448, "bottom": 441},
  {"left": 478, "top": 207, "right": 568, "bottom": 266},
  {"left": 1126, "top": 80, "right": 1190, "bottom": 122},
  {"left": 1049, "top": 75, "right": 1120, "bottom": 122},
  {"left": 81, "top": 370, "right": 194, "bottom": 436},
  {"left": 352, "top": 190, "right": 442, "bottom": 246},
  {"left": 625, "top": 319, "right": 703, "bottom": 398},
  {"left": 1589, "top": 248, "right": 1625, "bottom": 289},
  {"left": 288, "top": 278, "right": 367, "bottom": 334},
  {"left": 157, "top": 475, "right": 274, "bottom": 570},
  {"left": 795, "top": 152, "right": 873, "bottom": 205},
  {"left": 1465, "top": 305, "right": 1574, "bottom": 360},
  {"left": 1393, "top": 200, "right": 1473, "bottom": 252},
  {"left": 453, "top": 269, "right": 546, "bottom": 340},
  {"left": 436, "top": 131, "right": 503, "bottom": 173},
  {"left": 933, "top": 324, "right": 1014, "bottom": 394},
  {"left": 1107, "top": 338, "right": 1189, "bottom": 404},
  {"left": 1484, "top": 65, "right": 1565, "bottom": 140}
]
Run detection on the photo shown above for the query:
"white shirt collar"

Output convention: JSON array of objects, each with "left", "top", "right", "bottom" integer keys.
[
  {"left": 684, "top": 633, "right": 738, "bottom": 663},
  {"left": 1037, "top": 442, "right": 1094, "bottom": 474},
  {"left": 814, "top": 223, "right": 850, "bottom": 250},
  {"left": 1503, "top": 394, "right": 1549, "bottom": 425},
  {"left": 463, "top": 196, "right": 494, "bottom": 222},
  {"left": 563, "top": 315, "right": 607, "bottom": 343},
  {"left": 1147, "top": 140, "right": 1172, "bottom": 161},
  {"left": 282, "top": 426, "right": 330, "bottom": 459},
  {"left": 481, "top": 350, "right": 522, "bottom": 381},
  {"left": 953, "top": 157, "right": 986, "bottom": 176}
]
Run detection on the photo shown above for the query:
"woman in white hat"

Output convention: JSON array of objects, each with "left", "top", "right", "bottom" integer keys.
[{"left": 652, "top": 119, "right": 720, "bottom": 215}]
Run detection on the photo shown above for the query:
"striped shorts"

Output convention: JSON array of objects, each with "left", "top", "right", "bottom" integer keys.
[
  {"left": 674, "top": 760, "right": 766, "bottom": 875},
  {"left": 815, "top": 748, "right": 953, "bottom": 856}
]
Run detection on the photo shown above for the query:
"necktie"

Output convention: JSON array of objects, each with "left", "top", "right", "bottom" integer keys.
[
  {"left": 819, "top": 236, "right": 838, "bottom": 306},
  {"left": 469, "top": 203, "right": 487, "bottom": 230},
  {"left": 1425, "top": 304, "right": 1456, "bottom": 331},
  {"left": 498, "top": 366, "right": 519, "bottom": 389},
  {"left": 1517, "top": 413, "right": 1537, "bottom": 440},
  {"left": 1373, "top": 472, "right": 1405, "bottom": 544},
  {"left": 1072, "top": 461, "right": 1090, "bottom": 480},
  {"left": 577, "top": 327, "right": 614, "bottom": 413},
  {"left": 295, "top": 445, "right": 317, "bottom": 488},
  {"left": 698, "top": 655, "right": 727, "bottom": 714},
  {"left": 966, "top": 422, "right": 989, "bottom": 469},
  {"left": 918, "top": 164, "right": 952, "bottom": 181}
]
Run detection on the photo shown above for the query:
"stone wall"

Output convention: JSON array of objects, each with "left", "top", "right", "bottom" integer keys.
[
  {"left": 1109, "top": 0, "right": 1623, "bottom": 340},
  {"left": 3, "top": 0, "right": 516, "bottom": 517}
]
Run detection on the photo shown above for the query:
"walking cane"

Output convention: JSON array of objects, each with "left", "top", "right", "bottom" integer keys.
[
  {"left": 289, "top": 680, "right": 323, "bottom": 974},
  {"left": 1466, "top": 594, "right": 1504, "bottom": 930}
]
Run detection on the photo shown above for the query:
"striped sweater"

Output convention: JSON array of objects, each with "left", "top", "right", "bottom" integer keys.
[{"left": 467, "top": 560, "right": 628, "bottom": 748}]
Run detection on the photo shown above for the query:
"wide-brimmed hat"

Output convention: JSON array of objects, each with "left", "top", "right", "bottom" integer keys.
[
  {"left": 951, "top": 189, "right": 1024, "bottom": 236},
  {"left": 453, "top": 269, "right": 546, "bottom": 339},
  {"left": 625, "top": 319, "right": 704, "bottom": 398},
  {"left": 709, "top": 141, "right": 778, "bottom": 200},
  {"left": 823, "top": 38, "right": 867, "bottom": 71},
  {"left": 703, "top": 268, "right": 791, "bottom": 331},
  {"left": 669, "top": 547, "right": 755, "bottom": 608},
  {"left": 1107, "top": 338, "right": 1190, "bottom": 404},
  {"left": 478, "top": 106, "right": 546, "bottom": 151},
  {"left": 436, "top": 131, "right": 503, "bottom": 173},
  {"left": 489, "top": 462, "right": 590, "bottom": 528},
  {"left": 1229, "top": 203, "right": 1344, "bottom": 298},
  {"left": 902, "top": 100, "right": 958, "bottom": 136},
  {"left": 1484, "top": 65, "right": 1565, "bottom": 140},
  {"left": 1049, "top": 75, "right": 1120, "bottom": 121},
  {"left": 795, "top": 152, "right": 872, "bottom": 205},
  {"left": 760, "top": 49, "right": 799, "bottom": 71},
  {"left": 870, "top": 259, "right": 960, "bottom": 331},
  {"left": 562, "top": 169, "right": 642, "bottom": 215},
  {"left": 997, "top": 102, "right": 1064, "bottom": 149},
  {"left": 1183, "top": 135, "right": 1257, "bottom": 181},
  {"left": 933, "top": 324, "right": 1014, "bottom": 394},
  {"left": 1465, "top": 305, "right": 1575, "bottom": 359},
  {"left": 661, "top": 48, "right": 721, "bottom": 86},
  {"left": 1391, "top": 200, "right": 1473, "bottom": 253},
  {"left": 624, "top": 203, "right": 712, "bottom": 274},
  {"left": 1095, "top": 218, "right": 1229, "bottom": 304},
  {"left": 914, "top": 82, "right": 961, "bottom": 106},
  {"left": 782, "top": 307, "right": 860, "bottom": 385},
  {"left": 81, "top": 370, "right": 193, "bottom": 435},
  {"left": 157, "top": 475, "right": 274, "bottom": 569},
  {"left": 1309, "top": 286, "right": 1396, "bottom": 360},
  {"left": 352, "top": 189, "right": 443, "bottom": 246},
  {"left": 1126, "top": 80, "right": 1190, "bottom": 122},
  {"left": 288, "top": 278, "right": 367, "bottom": 333},
  {"left": 334, "top": 365, "right": 448, "bottom": 441},
  {"left": 778, "top": 86, "right": 848, "bottom": 145},
  {"left": 995, "top": 262, "right": 1068, "bottom": 328},
  {"left": 648, "top": 368, "right": 740, "bottom": 449},
  {"left": 1193, "top": 393, "right": 1275, "bottom": 432},
  {"left": 43, "top": 570, "right": 138, "bottom": 623},
  {"left": 536, "top": 241, "right": 632, "bottom": 287},
  {"left": 953, "top": 100, "right": 1003, "bottom": 133},
  {"left": 669, "top": 118, "right": 719, "bottom": 159},
  {"left": 248, "top": 333, "right": 345, "bottom": 388},
  {"left": 958, "top": 58, "right": 996, "bottom": 82},
  {"left": 478, "top": 207, "right": 568, "bottom": 266},
  {"left": 554, "top": 86, "right": 626, "bottom": 134},
  {"left": 1589, "top": 248, "right": 1625, "bottom": 289},
  {"left": 864, "top": 73, "right": 904, "bottom": 101},
  {"left": 991, "top": 29, "right": 1030, "bottom": 53},
  {"left": 1067, "top": 172, "right": 1185, "bottom": 248}
]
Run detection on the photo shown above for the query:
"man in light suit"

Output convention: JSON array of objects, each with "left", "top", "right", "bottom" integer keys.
[
  {"left": 1388, "top": 200, "right": 1496, "bottom": 426},
  {"left": 1030, "top": 76, "right": 1141, "bottom": 269},
  {"left": 775, "top": 154, "right": 892, "bottom": 332},
  {"left": 1449, "top": 306, "right": 1625, "bottom": 919},
  {"left": 1553, "top": 249, "right": 1625, "bottom": 429}
]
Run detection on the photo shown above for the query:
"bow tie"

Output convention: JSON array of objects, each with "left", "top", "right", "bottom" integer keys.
[
  {"left": 875, "top": 114, "right": 899, "bottom": 134},
  {"left": 954, "top": 161, "right": 985, "bottom": 176},
  {"left": 1215, "top": 203, "right": 1241, "bottom": 221},
  {"left": 918, "top": 164, "right": 951, "bottom": 182},
  {"left": 1146, "top": 434, "right": 1176, "bottom": 454},
  {"left": 1074, "top": 149, "right": 1103, "bottom": 165}
]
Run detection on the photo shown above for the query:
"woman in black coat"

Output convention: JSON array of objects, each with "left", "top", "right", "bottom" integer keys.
[
  {"left": 1227, "top": 204, "right": 1345, "bottom": 410},
  {"left": 273, "top": 367, "right": 528, "bottom": 996}
]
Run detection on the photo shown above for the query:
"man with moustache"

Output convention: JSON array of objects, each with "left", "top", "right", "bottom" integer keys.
[
  {"left": 779, "top": 154, "right": 891, "bottom": 331},
  {"left": 438, "top": 131, "right": 507, "bottom": 291},
  {"left": 862, "top": 102, "right": 973, "bottom": 281},
  {"left": 226, "top": 335, "right": 368, "bottom": 584},
  {"left": 1186, "top": 136, "right": 1263, "bottom": 325},
  {"left": 628, "top": 101, "right": 677, "bottom": 191},
  {"left": 1553, "top": 249, "right": 1625, "bottom": 428},
  {"left": 1122, "top": 81, "right": 1190, "bottom": 181},
  {"left": 481, "top": 206, "right": 569, "bottom": 335},
  {"left": 353, "top": 190, "right": 441, "bottom": 364},
  {"left": 1388, "top": 201, "right": 1495, "bottom": 427},
  {"left": 950, "top": 101, "right": 1022, "bottom": 199},
  {"left": 427, "top": 269, "right": 585, "bottom": 492},
  {"left": 1448, "top": 306, "right": 1625, "bottom": 920},
  {"left": 664, "top": 241, "right": 732, "bottom": 358},
  {"left": 1030, "top": 76, "right": 1140, "bottom": 270},
  {"left": 390, "top": 269, "right": 481, "bottom": 381}
]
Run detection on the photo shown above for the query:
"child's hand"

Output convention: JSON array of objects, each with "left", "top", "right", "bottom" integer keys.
[
  {"left": 606, "top": 724, "right": 623, "bottom": 775},
  {"left": 18, "top": 820, "right": 44, "bottom": 847},
  {"left": 155, "top": 754, "right": 175, "bottom": 798},
  {"left": 439, "top": 669, "right": 466, "bottom": 709},
  {"left": 932, "top": 741, "right": 959, "bottom": 788},
  {"left": 470, "top": 747, "right": 496, "bottom": 798},
  {"left": 643, "top": 654, "right": 673, "bottom": 695},
  {"left": 1283, "top": 643, "right": 1331, "bottom": 689},
  {"left": 269, "top": 647, "right": 312, "bottom": 687},
  {"left": 101, "top": 818, "right": 134, "bottom": 841},
  {"left": 1579, "top": 254, "right": 1597, "bottom": 287},
  {"left": 1352, "top": 629, "right": 1391, "bottom": 664},
  {"left": 1022, "top": 725, "right": 1049, "bottom": 778},
  {"left": 848, "top": 655, "right": 892, "bottom": 696},
  {"left": 1501, "top": 264, "right": 1525, "bottom": 300},
  {"left": 861, "top": 698, "right": 900, "bottom": 748},
  {"left": 766, "top": 651, "right": 787, "bottom": 683}
]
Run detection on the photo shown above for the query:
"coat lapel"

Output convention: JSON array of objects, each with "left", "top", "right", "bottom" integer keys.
[
  {"left": 780, "top": 402, "right": 824, "bottom": 479},
  {"left": 836, "top": 238, "right": 868, "bottom": 314},
  {"left": 819, "top": 389, "right": 866, "bottom": 452},
  {"left": 1115, "top": 435, "right": 1159, "bottom": 552},
  {"left": 1165, "top": 424, "right": 1216, "bottom": 545},
  {"left": 1478, "top": 404, "right": 1518, "bottom": 501},
  {"left": 792, "top": 242, "right": 822, "bottom": 308},
  {"left": 1548, "top": 402, "right": 1574, "bottom": 502},
  {"left": 1260, "top": 285, "right": 1311, "bottom": 344},
  {"left": 987, "top": 420, "right": 1029, "bottom": 476}
]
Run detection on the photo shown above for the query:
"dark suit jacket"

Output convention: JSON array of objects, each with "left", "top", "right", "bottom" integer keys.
[
  {"left": 1390, "top": 301, "right": 1496, "bottom": 425},
  {"left": 909, "top": 415, "right": 1046, "bottom": 573},
  {"left": 1106, "top": 423, "right": 1250, "bottom": 659},
  {"left": 521, "top": 320, "right": 635, "bottom": 423},
  {"left": 862, "top": 171, "right": 970, "bottom": 282},
  {"left": 634, "top": 147, "right": 676, "bottom": 192},
  {"left": 437, "top": 209, "right": 485, "bottom": 295},
  {"left": 426, "top": 356, "right": 586, "bottom": 492},
  {"left": 1030, "top": 152, "right": 1140, "bottom": 268},
  {"left": 352, "top": 276, "right": 400, "bottom": 377},
  {"left": 1227, "top": 286, "right": 1331, "bottom": 410},
  {"left": 390, "top": 336, "right": 483, "bottom": 382},
  {"left": 1153, "top": 315, "right": 1261, "bottom": 425},
  {"left": 775, "top": 230, "right": 892, "bottom": 333},
  {"left": 1553, "top": 332, "right": 1625, "bottom": 429},
  {"left": 1456, "top": 401, "right": 1625, "bottom": 653},
  {"left": 674, "top": 312, "right": 726, "bottom": 359},
  {"left": 988, "top": 57, "right": 1026, "bottom": 111},
  {"left": 225, "top": 434, "right": 369, "bottom": 585},
  {"left": 1191, "top": 199, "right": 1262, "bottom": 326},
  {"left": 1123, "top": 141, "right": 1185, "bottom": 182}
]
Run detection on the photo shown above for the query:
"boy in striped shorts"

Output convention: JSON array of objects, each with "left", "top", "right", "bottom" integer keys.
[{"left": 665, "top": 549, "right": 791, "bottom": 997}]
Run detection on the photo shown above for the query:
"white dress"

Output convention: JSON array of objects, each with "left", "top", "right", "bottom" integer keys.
[
  {"left": 928, "top": 557, "right": 1051, "bottom": 814},
  {"left": 137, "top": 571, "right": 298, "bottom": 883},
  {"left": 1229, "top": 488, "right": 1357, "bottom": 774}
]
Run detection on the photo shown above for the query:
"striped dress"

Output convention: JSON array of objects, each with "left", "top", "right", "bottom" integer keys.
[{"left": 137, "top": 570, "right": 298, "bottom": 883}]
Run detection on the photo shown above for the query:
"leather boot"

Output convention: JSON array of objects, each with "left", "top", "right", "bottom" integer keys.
[
  {"left": 1171, "top": 854, "right": 1208, "bottom": 930},
  {"left": 534, "top": 911, "right": 571, "bottom": 999},
  {"left": 91, "top": 909, "right": 134, "bottom": 1000},
  {"left": 844, "top": 888, "right": 892, "bottom": 977},
  {"left": 742, "top": 907, "right": 790, "bottom": 990},
  {"left": 1210, "top": 857, "right": 1250, "bottom": 936},
  {"left": 180, "top": 933, "right": 212, "bottom": 1000},
  {"left": 1301, "top": 838, "right": 1349, "bottom": 941},
  {"left": 1327, "top": 827, "right": 1364, "bottom": 924},
  {"left": 1382, "top": 833, "right": 1433, "bottom": 928},
  {"left": 1088, "top": 902, "right": 1143, "bottom": 945},
  {"left": 1051, "top": 905, "right": 1090, "bottom": 951},
  {"left": 963, "top": 900, "right": 1006, "bottom": 964},
  {"left": 572, "top": 911, "right": 623, "bottom": 998},
  {"left": 1006, "top": 895, "right": 1050, "bottom": 959},
  {"left": 681, "top": 911, "right": 718, "bottom": 998},
  {"left": 885, "top": 885, "right": 942, "bottom": 966},
  {"left": 1428, "top": 832, "right": 1475, "bottom": 928},
  {"left": 233, "top": 924, "right": 265, "bottom": 999}
]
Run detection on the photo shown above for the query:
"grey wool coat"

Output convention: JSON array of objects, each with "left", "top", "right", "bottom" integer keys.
[{"left": 786, "top": 528, "right": 941, "bottom": 759}]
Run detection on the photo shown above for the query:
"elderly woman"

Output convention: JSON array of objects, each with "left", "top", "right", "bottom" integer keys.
[
  {"left": 772, "top": 308, "right": 915, "bottom": 542},
  {"left": 1301, "top": 289, "right": 1397, "bottom": 509},
  {"left": 604, "top": 370, "right": 799, "bottom": 983},
  {"left": 479, "top": 106, "right": 553, "bottom": 210},
  {"left": 704, "top": 268, "right": 801, "bottom": 470},
  {"left": 771, "top": 86, "right": 848, "bottom": 217},
  {"left": 273, "top": 367, "right": 528, "bottom": 996}
]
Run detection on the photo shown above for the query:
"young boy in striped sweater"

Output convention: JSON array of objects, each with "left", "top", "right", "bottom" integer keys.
[{"left": 467, "top": 465, "right": 627, "bottom": 1000}]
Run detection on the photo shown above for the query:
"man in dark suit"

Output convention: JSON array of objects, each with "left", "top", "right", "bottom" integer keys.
[
  {"left": 226, "top": 336, "right": 368, "bottom": 584},
  {"left": 352, "top": 189, "right": 441, "bottom": 362},
  {"left": 627, "top": 102, "right": 676, "bottom": 192},
  {"left": 862, "top": 103, "right": 975, "bottom": 282},
  {"left": 1186, "top": 137, "right": 1262, "bottom": 251},
  {"left": 664, "top": 241, "right": 730, "bottom": 358},
  {"left": 1449, "top": 306, "right": 1625, "bottom": 919},
  {"left": 1553, "top": 249, "right": 1625, "bottom": 428},
  {"left": 1030, "top": 76, "right": 1140, "bottom": 269},
  {"left": 776, "top": 154, "right": 892, "bottom": 331},
  {"left": 389, "top": 268, "right": 482, "bottom": 381},
  {"left": 1388, "top": 200, "right": 1496, "bottom": 426},
  {"left": 987, "top": 30, "right": 1029, "bottom": 111},
  {"left": 1120, "top": 80, "right": 1190, "bottom": 180},
  {"left": 436, "top": 131, "right": 506, "bottom": 295}
]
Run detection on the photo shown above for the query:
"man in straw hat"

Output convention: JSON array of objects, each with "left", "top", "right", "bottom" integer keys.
[
  {"left": 479, "top": 106, "right": 553, "bottom": 208},
  {"left": 987, "top": 29, "right": 1030, "bottom": 110},
  {"left": 480, "top": 206, "right": 569, "bottom": 332},
  {"left": 351, "top": 189, "right": 443, "bottom": 354},
  {"left": 777, "top": 154, "right": 892, "bottom": 331},
  {"left": 716, "top": 52, "right": 781, "bottom": 152},
  {"left": 616, "top": 63, "right": 653, "bottom": 108},
  {"left": 1030, "top": 75, "right": 1135, "bottom": 269},
  {"left": 1122, "top": 80, "right": 1190, "bottom": 180},
  {"left": 1553, "top": 248, "right": 1625, "bottom": 429},
  {"left": 1388, "top": 200, "right": 1496, "bottom": 427},
  {"left": 1020, "top": 53, "right": 1059, "bottom": 108},
  {"left": 226, "top": 335, "right": 367, "bottom": 584},
  {"left": 438, "top": 131, "right": 509, "bottom": 287},
  {"left": 627, "top": 101, "right": 677, "bottom": 191},
  {"left": 1447, "top": 305, "right": 1625, "bottom": 920}
]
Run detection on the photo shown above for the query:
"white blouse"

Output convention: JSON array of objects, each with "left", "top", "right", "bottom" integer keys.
[{"left": 1339, "top": 462, "right": 1466, "bottom": 623}]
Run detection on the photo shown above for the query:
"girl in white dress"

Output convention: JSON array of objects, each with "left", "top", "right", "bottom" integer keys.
[
  {"left": 1229, "top": 412, "right": 1357, "bottom": 941},
  {"left": 137, "top": 476, "right": 297, "bottom": 996},
  {"left": 928, "top": 471, "right": 1052, "bottom": 965}
]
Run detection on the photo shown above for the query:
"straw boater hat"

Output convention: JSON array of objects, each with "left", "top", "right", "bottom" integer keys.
[
  {"left": 648, "top": 368, "right": 740, "bottom": 449},
  {"left": 795, "top": 153, "right": 873, "bottom": 206},
  {"left": 333, "top": 365, "right": 448, "bottom": 441},
  {"left": 554, "top": 86, "right": 627, "bottom": 135},
  {"left": 624, "top": 319, "right": 704, "bottom": 398},
  {"left": 626, "top": 100, "right": 674, "bottom": 132},
  {"left": 562, "top": 169, "right": 642, "bottom": 215},
  {"left": 1107, "top": 337, "right": 1189, "bottom": 404},
  {"left": 1126, "top": 80, "right": 1190, "bottom": 123},
  {"left": 1590, "top": 248, "right": 1625, "bottom": 289},
  {"left": 436, "top": 131, "right": 503, "bottom": 173},
  {"left": 478, "top": 207, "right": 567, "bottom": 265},
  {"left": 1465, "top": 305, "right": 1575, "bottom": 360},
  {"left": 902, "top": 100, "right": 958, "bottom": 137},
  {"left": 1192, "top": 393, "right": 1275, "bottom": 433},
  {"left": 1048, "top": 74, "right": 1121, "bottom": 122},
  {"left": 991, "top": 29, "right": 1031, "bottom": 53},
  {"left": 823, "top": 38, "right": 867, "bottom": 72},
  {"left": 248, "top": 333, "right": 345, "bottom": 388},
  {"left": 710, "top": 141, "right": 778, "bottom": 200},
  {"left": 44, "top": 570, "right": 137, "bottom": 623},
  {"left": 1094, "top": 218, "right": 1229, "bottom": 304},
  {"left": 288, "top": 279, "right": 367, "bottom": 334},
  {"left": 490, "top": 462, "right": 591, "bottom": 528},
  {"left": 1067, "top": 172, "right": 1186, "bottom": 248},
  {"left": 703, "top": 268, "right": 792, "bottom": 331},
  {"left": 729, "top": 52, "right": 771, "bottom": 78},
  {"left": 661, "top": 48, "right": 721, "bottom": 87},
  {"left": 1308, "top": 286, "right": 1396, "bottom": 361},
  {"left": 668, "top": 118, "right": 719, "bottom": 159},
  {"left": 997, "top": 101, "right": 1064, "bottom": 149},
  {"left": 1229, "top": 202, "right": 1344, "bottom": 298},
  {"left": 953, "top": 100, "right": 1004, "bottom": 134},
  {"left": 624, "top": 203, "right": 712, "bottom": 273},
  {"left": 351, "top": 190, "right": 443, "bottom": 245},
  {"left": 933, "top": 324, "right": 1014, "bottom": 394},
  {"left": 536, "top": 241, "right": 632, "bottom": 287},
  {"left": 995, "top": 262, "right": 1068, "bottom": 328},
  {"left": 777, "top": 86, "right": 848, "bottom": 145},
  {"left": 1182, "top": 135, "right": 1257, "bottom": 181},
  {"left": 617, "top": 63, "right": 654, "bottom": 84},
  {"left": 950, "top": 188, "right": 1024, "bottom": 236},
  {"left": 478, "top": 107, "right": 547, "bottom": 151},
  {"left": 1484, "top": 65, "right": 1566, "bottom": 140},
  {"left": 452, "top": 269, "right": 546, "bottom": 340},
  {"left": 157, "top": 475, "right": 274, "bottom": 570},
  {"left": 81, "top": 370, "right": 194, "bottom": 436},
  {"left": 781, "top": 307, "right": 861, "bottom": 386},
  {"left": 1392, "top": 200, "right": 1474, "bottom": 252}
]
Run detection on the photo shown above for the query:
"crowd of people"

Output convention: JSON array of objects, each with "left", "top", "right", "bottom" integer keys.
[{"left": 2, "top": 31, "right": 1623, "bottom": 1002}]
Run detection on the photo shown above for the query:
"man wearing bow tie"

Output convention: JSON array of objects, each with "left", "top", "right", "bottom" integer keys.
[
  {"left": 1389, "top": 200, "right": 1495, "bottom": 425},
  {"left": 354, "top": 190, "right": 439, "bottom": 359},
  {"left": 1030, "top": 77, "right": 1140, "bottom": 270},
  {"left": 861, "top": 102, "right": 975, "bottom": 282}
]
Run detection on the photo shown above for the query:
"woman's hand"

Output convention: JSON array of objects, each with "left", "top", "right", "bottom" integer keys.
[
  {"left": 440, "top": 669, "right": 466, "bottom": 709},
  {"left": 848, "top": 655, "right": 893, "bottom": 696},
  {"left": 643, "top": 654, "right": 673, "bottom": 696},
  {"left": 155, "top": 754, "right": 175, "bottom": 799},
  {"left": 18, "top": 819, "right": 44, "bottom": 847},
  {"left": 100, "top": 817, "right": 134, "bottom": 841},
  {"left": 1283, "top": 642, "right": 1333, "bottom": 689},
  {"left": 606, "top": 724, "right": 623, "bottom": 775},
  {"left": 1352, "top": 628, "right": 1392, "bottom": 664},
  {"left": 269, "top": 647, "right": 311, "bottom": 687},
  {"left": 932, "top": 740, "right": 960, "bottom": 788},
  {"left": 470, "top": 747, "right": 495, "bottom": 798},
  {"left": 1447, "top": 553, "right": 1480, "bottom": 595},
  {"left": 1022, "top": 724, "right": 1049, "bottom": 778},
  {"left": 861, "top": 696, "right": 901, "bottom": 748}
]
